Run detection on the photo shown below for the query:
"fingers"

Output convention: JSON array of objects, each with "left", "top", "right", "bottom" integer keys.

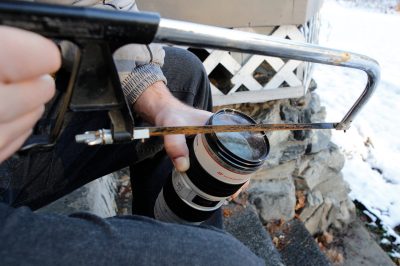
[
  {"left": 164, "top": 134, "right": 190, "bottom": 172},
  {"left": 0, "top": 106, "right": 44, "bottom": 152},
  {"left": 0, "top": 75, "right": 55, "bottom": 122},
  {"left": 0, "top": 26, "right": 61, "bottom": 83},
  {"left": 0, "top": 27, "right": 60, "bottom": 163}
]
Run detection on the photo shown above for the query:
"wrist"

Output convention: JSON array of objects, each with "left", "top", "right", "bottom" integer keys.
[{"left": 134, "top": 81, "right": 187, "bottom": 125}]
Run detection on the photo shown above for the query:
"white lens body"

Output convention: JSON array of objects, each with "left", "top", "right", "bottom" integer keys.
[
  {"left": 154, "top": 188, "right": 200, "bottom": 224},
  {"left": 194, "top": 134, "right": 251, "bottom": 184},
  {"left": 172, "top": 169, "right": 225, "bottom": 211},
  {"left": 154, "top": 109, "right": 269, "bottom": 224}
]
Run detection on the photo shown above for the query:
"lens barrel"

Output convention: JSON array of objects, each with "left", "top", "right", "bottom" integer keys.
[{"left": 154, "top": 109, "right": 269, "bottom": 224}]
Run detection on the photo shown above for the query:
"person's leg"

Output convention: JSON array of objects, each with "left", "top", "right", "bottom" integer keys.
[
  {"left": 0, "top": 203, "right": 264, "bottom": 266},
  {"left": 0, "top": 110, "right": 141, "bottom": 210},
  {"left": 161, "top": 47, "right": 213, "bottom": 111}
]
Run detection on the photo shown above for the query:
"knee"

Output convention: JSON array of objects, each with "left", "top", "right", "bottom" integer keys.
[
  {"left": 163, "top": 47, "right": 209, "bottom": 86},
  {"left": 162, "top": 47, "right": 212, "bottom": 110}
]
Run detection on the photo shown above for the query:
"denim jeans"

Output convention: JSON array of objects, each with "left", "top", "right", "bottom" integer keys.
[{"left": 0, "top": 47, "right": 264, "bottom": 266}]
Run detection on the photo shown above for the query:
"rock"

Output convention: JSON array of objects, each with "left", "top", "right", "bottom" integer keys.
[
  {"left": 300, "top": 163, "right": 335, "bottom": 191},
  {"left": 302, "top": 198, "right": 335, "bottom": 235},
  {"left": 300, "top": 190, "right": 355, "bottom": 234},
  {"left": 293, "top": 129, "right": 311, "bottom": 142},
  {"left": 307, "top": 130, "right": 332, "bottom": 154},
  {"left": 307, "top": 190, "right": 324, "bottom": 206},
  {"left": 260, "top": 101, "right": 281, "bottom": 123},
  {"left": 298, "top": 166, "right": 354, "bottom": 234},
  {"left": 249, "top": 178, "right": 296, "bottom": 223},
  {"left": 332, "top": 198, "right": 356, "bottom": 231},
  {"left": 340, "top": 219, "right": 396, "bottom": 266},
  {"left": 325, "top": 144, "right": 346, "bottom": 172},
  {"left": 38, "top": 174, "right": 118, "bottom": 218},
  {"left": 298, "top": 146, "right": 345, "bottom": 191},
  {"left": 309, "top": 92, "right": 322, "bottom": 114},
  {"left": 280, "top": 142, "right": 307, "bottom": 163},
  {"left": 280, "top": 105, "right": 300, "bottom": 123},
  {"left": 395, "top": 224, "right": 400, "bottom": 235},
  {"left": 311, "top": 107, "right": 327, "bottom": 123},
  {"left": 269, "top": 219, "right": 332, "bottom": 266},
  {"left": 298, "top": 190, "right": 324, "bottom": 232},
  {"left": 264, "top": 131, "right": 291, "bottom": 167},
  {"left": 308, "top": 79, "right": 318, "bottom": 92},
  {"left": 302, "top": 202, "right": 325, "bottom": 235},
  {"left": 296, "top": 156, "right": 312, "bottom": 176},
  {"left": 301, "top": 108, "right": 313, "bottom": 123},
  {"left": 253, "top": 160, "right": 297, "bottom": 181},
  {"left": 258, "top": 102, "right": 292, "bottom": 167},
  {"left": 315, "top": 172, "right": 350, "bottom": 202}
]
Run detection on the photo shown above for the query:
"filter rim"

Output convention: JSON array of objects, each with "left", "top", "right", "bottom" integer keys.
[{"left": 205, "top": 108, "right": 270, "bottom": 168}]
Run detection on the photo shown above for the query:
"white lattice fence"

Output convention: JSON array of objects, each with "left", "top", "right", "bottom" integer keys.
[{"left": 187, "top": 16, "right": 320, "bottom": 106}]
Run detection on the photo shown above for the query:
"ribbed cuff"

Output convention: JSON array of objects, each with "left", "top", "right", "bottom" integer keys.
[{"left": 121, "top": 63, "right": 167, "bottom": 105}]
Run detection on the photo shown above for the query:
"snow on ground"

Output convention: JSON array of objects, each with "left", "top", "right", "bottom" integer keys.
[
  {"left": 338, "top": 0, "right": 399, "bottom": 13},
  {"left": 313, "top": 0, "right": 400, "bottom": 244}
]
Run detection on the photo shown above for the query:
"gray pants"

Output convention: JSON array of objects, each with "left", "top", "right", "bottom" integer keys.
[{"left": 0, "top": 47, "right": 264, "bottom": 266}]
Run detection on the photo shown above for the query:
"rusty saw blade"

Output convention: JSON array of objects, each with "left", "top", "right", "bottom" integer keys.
[{"left": 132, "top": 122, "right": 337, "bottom": 139}]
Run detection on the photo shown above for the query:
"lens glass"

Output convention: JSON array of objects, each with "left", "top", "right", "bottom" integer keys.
[{"left": 212, "top": 111, "right": 267, "bottom": 161}]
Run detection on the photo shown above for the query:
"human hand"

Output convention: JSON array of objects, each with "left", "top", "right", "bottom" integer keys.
[
  {"left": 135, "top": 81, "right": 251, "bottom": 200},
  {"left": 134, "top": 81, "right": 212, "bottom": 172},
  {"left": 154, "top": 100, "right": 212, "bottom": 172},
  {"left": 0, "top": 26, "right": 61, "bottom": 163}
]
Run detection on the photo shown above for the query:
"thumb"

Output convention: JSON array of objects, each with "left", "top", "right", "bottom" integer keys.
[{"left": 164, "top": 134, "right": 190, "bottom": 172}]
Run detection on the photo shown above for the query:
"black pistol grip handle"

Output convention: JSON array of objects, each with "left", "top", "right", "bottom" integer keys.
[{"left": 0, "top": 0, "right": 160, "bottom": 46}]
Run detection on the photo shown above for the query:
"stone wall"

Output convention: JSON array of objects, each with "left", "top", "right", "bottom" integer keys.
[
  {"left": 38, "top": 173, "right": 118, "bottom": 218},
  {"left": 219, "top": 80, "right": 356, "bottom": 235}
]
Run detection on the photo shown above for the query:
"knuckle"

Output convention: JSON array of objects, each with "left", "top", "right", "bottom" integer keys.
[
  {"left": 39, "top": 104, "right": 45, "bottom": 113},
  {"left": 29, "top": 105, "right": 45, "bottom": 125},
  {"left": 165, "top": 137, "right": 186, "bottom": 149},
  {"left": 37, "top": 76, "right": 56, "bottom": 101},
  {"left": 165, "top": 143, "right": 182, "bottom": 153},
  {"left": 42, "top": 75, "right": 56, "bottom": 90},
  {"left": 0, "top": 107, "right": 5, "bottom": 121},
  {"left": 0, "top": 129, "right": 11, "bottom": 150},
  {"left": 0, "top": 88, "right": 6, "bottom": 121},
  {"left": 0, "top": 135, "right": 6, "bottom": 150},
  {"left": 35, "top": 105, "right": 45, "bottom": 118},
  {"left": 46, "top": 42, "right": 62, "bottom": 72}
]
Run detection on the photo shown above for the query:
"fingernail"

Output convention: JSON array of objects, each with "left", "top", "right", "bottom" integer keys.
[
  {"left": 42, "top": 74, "right": 53, "bottom": 80},
  {"left": 174, "top": 157, "right": 190, "bottom": 172}
]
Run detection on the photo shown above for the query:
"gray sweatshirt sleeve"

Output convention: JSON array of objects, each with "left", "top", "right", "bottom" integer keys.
[{"left": 95, "top": 0, "right": 167, "bottom": 104}]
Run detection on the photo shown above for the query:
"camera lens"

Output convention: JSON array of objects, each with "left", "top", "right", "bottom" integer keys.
[{"left": 154, "top": 109, "right": 269, "bottom": 224}]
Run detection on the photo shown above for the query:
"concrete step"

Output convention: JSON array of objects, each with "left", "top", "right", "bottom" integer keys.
[
  {"left": 38, "top": 175, "right": 331, "bottom": 266},
  {"left": 340, "top": 219, "right": 395, "bottom": 266},
  {"left": 223, "top": 202, "right": 331, "bottom": 266},
  {"left": 223, "top": 203, "right": 284, "bottom": 266}
]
